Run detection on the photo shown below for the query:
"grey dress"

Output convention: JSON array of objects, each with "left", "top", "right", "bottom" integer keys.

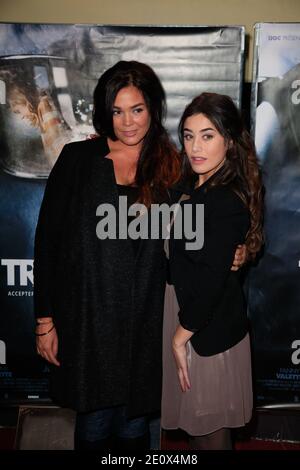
[{"left": 161, "top": 194, "right": 253, "bottom": 436}]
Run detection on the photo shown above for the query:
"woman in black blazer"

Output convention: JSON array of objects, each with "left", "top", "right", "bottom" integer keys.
[{"left": 161, "top": 93, "right": 263, "bottom": 450}]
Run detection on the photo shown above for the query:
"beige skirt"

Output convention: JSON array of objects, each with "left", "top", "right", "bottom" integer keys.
[{"left": 161, "top": 283, "right": 253, "bottom": 436}]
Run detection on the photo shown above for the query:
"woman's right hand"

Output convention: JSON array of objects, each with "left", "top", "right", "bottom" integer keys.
[{"left": 36, "top": 319, "right": 60, "bottom": 367}]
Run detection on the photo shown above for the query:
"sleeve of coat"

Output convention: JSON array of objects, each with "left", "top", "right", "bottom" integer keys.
[
  {"left": 33, "top": 143, "right": 74, "bottom": 318},
  {"left": 178, "top": 189, "right": 249, "bottom": 331}
]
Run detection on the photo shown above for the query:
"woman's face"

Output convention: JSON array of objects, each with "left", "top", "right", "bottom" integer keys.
[
  {"left": 112, "top": 85, "right": 151, "bottom": 148},
  {"left": 183, "top": 113, "right": 228, "bottom": 184},
  {"left": 8, "top": 88, "right": 39, "bottom": 127}
]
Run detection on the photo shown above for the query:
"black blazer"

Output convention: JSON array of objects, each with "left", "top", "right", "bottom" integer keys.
[{"left": 169, "top": 177, "right": 250, "bottom": 356}]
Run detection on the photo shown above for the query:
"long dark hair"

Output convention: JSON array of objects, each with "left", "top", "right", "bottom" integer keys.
[
  {"left": 178, "top": 92, "right": 263, "bottom": 258},
  {"left": 93, "top": 60, "right": 180, "bottom": 206}
]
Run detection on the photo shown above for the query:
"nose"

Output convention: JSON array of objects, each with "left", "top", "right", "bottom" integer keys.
[
  {"left": 123, "top": 112, "right": 133, "bottom": 127},
  {"left": 192, "top": 135, "right": 202, "bottom": 153}
]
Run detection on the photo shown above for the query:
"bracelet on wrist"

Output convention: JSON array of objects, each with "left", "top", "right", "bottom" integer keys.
[{"left": 35, "top": 324, "right": 55, "bottom": 336}]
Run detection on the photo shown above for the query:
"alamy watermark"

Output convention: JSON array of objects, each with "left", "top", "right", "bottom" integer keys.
[{"left": 96, "top": 196, "right": 204, "bottom": 250}]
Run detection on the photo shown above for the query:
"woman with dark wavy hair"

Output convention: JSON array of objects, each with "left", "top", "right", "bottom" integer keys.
[
  {"left": 161, "top": 92, "right": 263, "bottom": 450},
  {"left": 92, "top": 60, "right": 181, "bottom": 207},
  {"left": 34, "top": 61, "right": 180, "bottom": 451}
]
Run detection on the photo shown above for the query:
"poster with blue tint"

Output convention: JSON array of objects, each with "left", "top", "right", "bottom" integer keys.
[
  {"left": 248, "top": 23, "right": 300, "bottom": 407},
  {"left": 0, "top": 22, "right": 244, "bottom": 404}
]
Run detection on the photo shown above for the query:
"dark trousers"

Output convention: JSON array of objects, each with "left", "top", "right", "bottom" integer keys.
[{"left": 74, "top": 405, "right": 149, "bottom": 450}]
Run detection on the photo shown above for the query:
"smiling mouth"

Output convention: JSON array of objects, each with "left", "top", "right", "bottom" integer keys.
[{"left": 122, "top": 130, "right": 137, "bottom": 137}]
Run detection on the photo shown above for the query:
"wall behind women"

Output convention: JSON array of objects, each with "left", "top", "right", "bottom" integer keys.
[{"left": 0, "top": 0, "right": 299, "bottom": 81}]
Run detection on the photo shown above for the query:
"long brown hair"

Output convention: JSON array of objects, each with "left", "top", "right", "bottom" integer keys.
[
  {"left": 178, "top": 92, "right": 263, "bottom": 258},
  {"left": 93, "top": 61, "right": 180, "bottom": 206}
]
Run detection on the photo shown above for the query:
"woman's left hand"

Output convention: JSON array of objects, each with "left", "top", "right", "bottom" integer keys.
[
  {"left": 172, "top": 325, "right": 193, "bottom": 392},
  {"left": 231, "top": 244, "right": 247, "bottom": 271}
]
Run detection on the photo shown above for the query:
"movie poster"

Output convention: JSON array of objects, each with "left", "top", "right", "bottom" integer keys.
[
  {"left": 248, "top": 23, "right": 300, "bottom": 406},
  {"left": 0, "top": 23, "right": 244, "bottom": 404}
]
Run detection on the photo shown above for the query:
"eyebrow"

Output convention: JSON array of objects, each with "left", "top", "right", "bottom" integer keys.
[
  {"left": 183, "top": 127, "right": 215, "bottom": 133},
  {"left": 113, "top": 102, "right": 145, "bottom": 109}
]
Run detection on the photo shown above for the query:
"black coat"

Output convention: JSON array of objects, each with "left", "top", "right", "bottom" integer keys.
[
  {"left": 169, "top": 178, "right": 250, "bottom": 356},
  {"left": 34, "top": 137, "right": 166, "bottom": 417}
]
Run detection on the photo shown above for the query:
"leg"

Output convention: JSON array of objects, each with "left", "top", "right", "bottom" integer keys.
[
  {"left": 74, "top": 408, "right": 115, "bottom": 450},
  {"left": 114, "top": 407, "right": 150, "bottom": 451},
  {"left": 189, "top": 428, "right": 232, "bottom": 450}
]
